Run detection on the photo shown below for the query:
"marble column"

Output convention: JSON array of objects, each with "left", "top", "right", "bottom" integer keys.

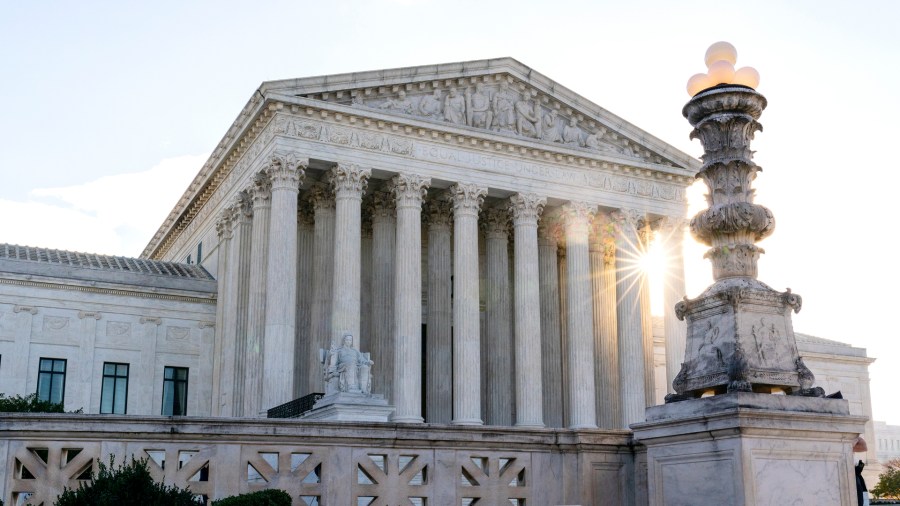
[
  {"left": 590, "top": 213, "right": 620, "bottom": 428},
  {"left": 658, "top": 217, "right": 688, "bottom": 394},
  {"left": 360, "top": 208, "right": 374, "bottom": 385},
  {"left": 614, "top": 208, "right": 648, "bottom": 427},
  {"left": 425, "top": 196, "right": 453, "bottom": 424},
  {"left": 639, "top": 222, "right": 656, "bottom": 407},
  {"left": 450, "top": 182, "right": 486, "bottom": 426},
  {"left": 307, "top": 183, "right": 335, "bottom": 394},
  {"left": 293, "top": 198, "right": 315, "bottom": 397},
  {"left": 561, "top": 202, "right": 598, "bottom": 429},
  {"left": 230, "top": 195, "right": 253, "bottom": 414},
  {"left": 211, "top": 208, "right": 232, "bottom": 416},
  {"left": 481, "top": 206, "right": 513, "bottom": 426},
  {"left": 328, "top": 163, "right": 370, "bottom": 351},
  {"left": 391, "top": 173, "right": 431, "bottom": 423},
  {"left": 243, "top": 172, "right": 271, "bottom": 417},
  {"left": 369, "top": 190, "right": 396, "bottom": 401},
  {"left": 509, "top": 193, "right": 546, "bottom": 428},
  {"left": 558, "top": 243, "right": 569, "bottom": 426},
  {"left": 262, "top": 153, "right": 306, "bottom": 411},
  {"left": 538, "top": 222, "right": 563, "bottom": 428}
]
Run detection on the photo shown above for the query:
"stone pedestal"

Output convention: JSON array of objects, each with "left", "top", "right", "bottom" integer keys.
[
  {"left": 301, "top": 392, "right": 395, "bottom": 422},
  {"left": 632, "top": 393, "right": 866, "bottom": 506}
]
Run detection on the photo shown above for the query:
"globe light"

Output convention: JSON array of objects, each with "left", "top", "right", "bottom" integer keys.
[
  {"left": 734, "top": 66, "right": 761, "bottom": 89},
  {"left": 686, "top": 73, "right": 712, "bottom": 96},
  {"left": 707, "top": 60, "right": 735, "bottom": 86},
  {"left": 705, "top": 41, "right": 738, "bottom": 67}
]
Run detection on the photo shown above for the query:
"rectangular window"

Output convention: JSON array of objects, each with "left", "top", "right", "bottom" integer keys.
[
  {"left": 37, "top": 358, "right": 66, "bottom": 405},
  {"left": 162, "top": 366, "right": 188, "bottom": 416},
  {"left": 196, "top": 242, "right": 203, "bottom": 265},
  {"left": 100, "top": 362, "right": 129, "bottom": 414},
  {"left": 186, "top": 254, "right": 192, "bottom": 265}
]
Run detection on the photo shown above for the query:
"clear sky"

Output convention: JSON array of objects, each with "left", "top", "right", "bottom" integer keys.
[{"left": 2, "top": 1, "right": 899, "bottom": 423}]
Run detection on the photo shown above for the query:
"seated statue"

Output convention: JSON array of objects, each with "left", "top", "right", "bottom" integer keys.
[{"left": 321, "top": 334, "right": 373, "bottom": 396}]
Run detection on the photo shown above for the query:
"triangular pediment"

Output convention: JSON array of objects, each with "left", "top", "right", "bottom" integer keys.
[{"left": 259, "top": 57, "right": 697, "bottom": 171}]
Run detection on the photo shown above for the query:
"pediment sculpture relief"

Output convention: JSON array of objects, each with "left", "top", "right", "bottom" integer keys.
[{"left": 322, "top": 79, "right": 668, "bottom": 165}]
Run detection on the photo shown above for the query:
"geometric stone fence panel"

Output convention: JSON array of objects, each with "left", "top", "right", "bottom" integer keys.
[{"left": 0, "top": 414, "right": 636, "bottom": 505}]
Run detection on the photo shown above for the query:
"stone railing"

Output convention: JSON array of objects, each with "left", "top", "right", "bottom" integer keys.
[{"left": 0, "top": 414, "right": 637, "bottom": 506}]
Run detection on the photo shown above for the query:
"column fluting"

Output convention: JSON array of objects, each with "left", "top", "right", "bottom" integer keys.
[
  {"left": 659, "top": 216, "right": 688, "bottom": 395},
  {"left": 425, "top": 196, "right": 453, "bottom": 424},
  {"left": 538, "top": 221, "right": 564, "bottom": 428},
  {"left": 307, "top": 183, "right": 336, "bottom": 394},
  {"left": 293, "top": 198, "right": 315, "bottom": 397},
  {"left": 590, "top": 212, "right": 621, "bottom": 428},
  {"left": 328, "top": 163, "right": 370, "bottom": 351},
  {"left": 509, "top": 193, "right": 546, "bottom": 428},
  {"left": 243, "top": 172, "right": 271, "bottom": 417},
  {"left": 262, "top": 153, "right": 306, "bottom": 411},
  {"left": 450, "top": 182, "right": 487, "bottom": 426},
  {"left": 212, "top": 208, "right": 232, "bottom": 416},
  {"left": 229, "top": 193, "right": 253, "bottom": 415},
  {"left": 614, "top": 208, "right": 648, "bottom": 427},
  {"left": 369, "top": 190, "right": 396, "bottom": 401},
  {"left": 481, "top": 206, "right": 514, "bottom": 426},
  {"left": 391, "top": 173, "right": 430, "bottom": 423},
  {"left": 561, "top": 201, "right": 598, "bottom": 429}
]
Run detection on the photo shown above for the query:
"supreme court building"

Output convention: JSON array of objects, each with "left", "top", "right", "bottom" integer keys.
[{"left": 0, "top": 58, "right": 878, "bottom": 505}]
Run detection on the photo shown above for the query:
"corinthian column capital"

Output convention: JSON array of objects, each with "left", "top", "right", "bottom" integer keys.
[
  {"left": 509, "top": 193, "right": 546, "bottom": 225},
  {"left": 590, "top": 212, "right": 617, "bottom": 264},
  {"left": 611, "top": 208, "right": 645, "bottom": 237},
  {"left": 560, "top": 201, "right": 596, "bottom": 233},
  {"left": 248, "top": 171, "right": 272, "bottom": 209},
  {"left": 448, "top": 182, "right": 487, "bottom": 216},
  {"left": 229, "top": 191, "right": 252, "bottom": 225},
  {"left": 266, "top": 152, "right": 307, "bottom": 190},
  {"left": 307, "top": 182, "right": 335, "bottom": 210},
  {"left": 216, "top": 209, "right": 233, "bottom": 240},
  {"left": 481, "top": 207, "right": 510, "bottom": 238},
  {"left": 656, "top": 215, "right": 689, "bottom": 237},
  {"left": 297, "top": 195, "right": 315, "bottom": 226},
  {"left": 368, "top": 190, "right": 396, "bottom": 221},
  {"left": 390, "top": 173, "right": 431, "bottom": 207},
  {"left": 424, "top": 194, "right": 453, "bottom": 229},
  {"left": 328, "top": 163, "right": 371, "bottom": 196}
]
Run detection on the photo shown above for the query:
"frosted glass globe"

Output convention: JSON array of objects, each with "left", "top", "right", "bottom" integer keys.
[
  {"left": 734, "top": 66, "right": 761, "bottom": 89},
  {"left": 705, "top": 41, "right": 738, "bottom": 67},
  {"left": 707, "top": 60, "right": 735, "bottom": 85},
  {"left": 686, "top": 73, "right": 711, "bottom": 96}
]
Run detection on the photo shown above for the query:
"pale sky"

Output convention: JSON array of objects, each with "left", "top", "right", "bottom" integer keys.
[{"left": 2, "top": 1, "right": 899, "bottom": 423}]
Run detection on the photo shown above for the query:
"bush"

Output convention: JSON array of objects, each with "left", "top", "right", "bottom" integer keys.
[
  {"left": 874, "top": 459, "right": 900, "bottom": 500},
  {"left": 0, "top": 393, "right": 76, "bottom": 413},
  {"left": 211, "top": 489, "right": 292, "bottom": 506},
  {"left": 55, "top": 457, "right": 202, "bottom": 506}
]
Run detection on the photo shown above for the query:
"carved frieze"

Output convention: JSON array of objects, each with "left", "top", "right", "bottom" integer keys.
[{"left": 334, "top": 76, "right": 658, "bottom": 164}]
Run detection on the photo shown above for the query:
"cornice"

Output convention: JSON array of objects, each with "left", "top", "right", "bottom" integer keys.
[
  {"left": 144, "top": 69, "right": 699, "bottom": 261},
  {"left": 0, "top": 276, "right": 217, "bottom": 305}
]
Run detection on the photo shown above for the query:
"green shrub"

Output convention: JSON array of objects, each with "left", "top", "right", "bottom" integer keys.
[
  {"left": 55, "top": 457, "right": 201, "bottom": 506},
  {"left": 0, "top": 393, "right": 78, "bottom": 413},
  {"left": 874, "top": 459, "right": 900, "bottom": 500},
  {"left": 211, "top": 489, "right": 292, "bottom": 506}
]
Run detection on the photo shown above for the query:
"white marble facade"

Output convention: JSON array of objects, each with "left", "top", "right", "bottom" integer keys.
[{"left": 140, "top": 58, "right": 700, "bottom": 428}]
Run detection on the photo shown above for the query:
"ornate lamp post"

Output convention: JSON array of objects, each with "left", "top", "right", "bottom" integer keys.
[{"left": 668, "top": 43, "right": 823, "bottom": 401}]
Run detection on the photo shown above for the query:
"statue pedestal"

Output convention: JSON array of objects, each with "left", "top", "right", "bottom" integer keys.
[
  {"left": 301, "top": 391, "right": 394, "bottom": 422},
  {"left": 632, "top": 393, "right": 865, "bottom": 506}
]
